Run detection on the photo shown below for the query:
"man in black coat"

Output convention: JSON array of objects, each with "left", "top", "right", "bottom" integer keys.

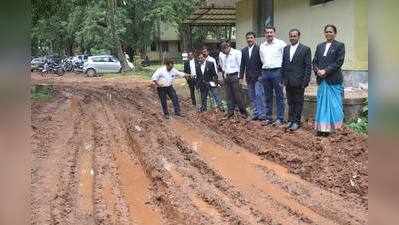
[
  {"left": 240, "top": 31, "right": 265, "bottom": 121},
  {"left": 195, "top": 53, "right": 219, "bottom": 112},
  {"left": 281, "top": 29, "right": 311, "bottom": 131},
  {"left": 183, "top": 51, "right": 197, "bottom": 106}
]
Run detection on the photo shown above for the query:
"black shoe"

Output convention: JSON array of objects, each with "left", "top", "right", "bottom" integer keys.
[
  {"left": 164, "top": 114, "right": 170, "bottom": 119},
  {"left": 262, "top": 119, "right": 273, "bottom": 126},
  {"left": 175, "top": 112, "right": 185, "bottom": 117},
  {"left": 274, "top": 119, "right": 284, "bottom": 127},
  {"left": 316, "top": 131, "right": 329, "bottom": 137},
  {"left": 289, "top": 123, "right": 299, "bottom": 131},
  {"left": 240, "top": 113, "right": 248, "bottom": 119},
  {"left": 218, "top": 106, "right": 225, "bottom": 112},
  {"left": 251, "top": 116, "right": 259, "bottom": 121},
  {"left": 286, "top": 122, "right": 293, "bottom": 129},
  {"left": 224, "top": 112, "right": 234, "bottom": 118}
]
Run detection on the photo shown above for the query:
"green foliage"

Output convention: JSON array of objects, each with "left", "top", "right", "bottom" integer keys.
[
  {"left": 31, "top": 85, "right": 54, "bottom": 101},
  {"left": 347, "top": 98, "right": 368, "bottom": 134},
  {"left": 31, "top": 0, "right": 200, "bottom": 57}
]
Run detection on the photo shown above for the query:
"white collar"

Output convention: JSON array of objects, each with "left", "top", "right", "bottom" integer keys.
[
  {"left": 291, "top": 42, "right": 299, "bottom": 48},
  {"left": 265, "top": 38, "right": 276, "bottom": 45}
]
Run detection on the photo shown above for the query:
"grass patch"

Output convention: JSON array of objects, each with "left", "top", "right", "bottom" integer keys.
[
  {"left": 102, "top": 63, "right": 183, "bottom": 80},
  {"left": 31, "top": 85, "right": 54, "bottom": 101},
  {"left": 347, "top": 98, "right": 368, "bottom": 134}
]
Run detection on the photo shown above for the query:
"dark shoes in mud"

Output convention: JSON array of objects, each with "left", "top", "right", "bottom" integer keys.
[
  {"left": 175, "top": 113, "right": 185, "bottom": 118},
  {"left": 316, "top": 131, "right": 330, "bottom": 137}
]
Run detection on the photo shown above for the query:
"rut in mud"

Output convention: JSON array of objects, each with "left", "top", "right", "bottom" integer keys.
[{"left": 31, "top": 74, "right": 368, "bottom": 225}]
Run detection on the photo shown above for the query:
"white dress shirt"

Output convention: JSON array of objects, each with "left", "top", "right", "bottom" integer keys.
[
  {"left": 259, "top": 38, "right": 286, "bottom": 69},
  {"left": 218, "top": 48, "right": 242, "bottom": 74},
  {"left": 289, "top": 43, "right": 299, "bottom": 62},
  {"left": 248, "top": 44, "right": 254, "bottom": 59},
  {"left": 205, "top": 55, "right": 218, "bottom": 73},
  {"left": 323, "top": 42, "right": 332, "bottom": 56},
  {"left": 151, "top": 66, "right": 185, "bottom": 87},
  {"left": 200, "top": 61, "right": 206, "bottom": 74},
  {"left": 189, "top": 59, "right": 196, "bottom": 77}
]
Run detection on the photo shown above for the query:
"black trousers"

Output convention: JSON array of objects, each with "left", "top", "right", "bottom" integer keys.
[
  {"left": 224, "top": 73, "right": 246, "bottom": 114},
  {"left": 186, "top": 79, "right": 196, "bottom": 106},
  {"left": 286, "top": 85, "right": 305, "bottom": 123},
  {"left": 157, "top": 86, "right": 180, "bottom": 115},
  {"left": 199, "top": 85, "right": 210, "bottom": 111}
]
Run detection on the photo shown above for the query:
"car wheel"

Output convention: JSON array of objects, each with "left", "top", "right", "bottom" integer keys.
[
  {"left": 86, "top": 68, "right": 96, "bottom": 77},
  {"left": 56, "top": 68, "right": 65, "bottom": 76}
]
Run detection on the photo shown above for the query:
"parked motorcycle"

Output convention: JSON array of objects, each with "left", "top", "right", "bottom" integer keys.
[{"left": 40, "top": 61, "right": 65, "bottom": 77}]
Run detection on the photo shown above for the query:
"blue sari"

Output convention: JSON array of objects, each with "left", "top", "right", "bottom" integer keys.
[{"left": 315, "top": 80, "right": 344, "bottom": 132}]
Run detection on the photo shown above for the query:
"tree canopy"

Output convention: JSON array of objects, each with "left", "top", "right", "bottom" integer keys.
[{"left": 31, "top": 0, "right": 201, "bottom": 61}]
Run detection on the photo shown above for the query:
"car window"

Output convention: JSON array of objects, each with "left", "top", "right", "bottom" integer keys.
[{"left": 92, "top": 57, "right": 105, "bottom": 62}]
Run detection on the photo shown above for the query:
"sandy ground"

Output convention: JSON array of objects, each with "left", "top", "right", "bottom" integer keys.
[{"left": 31, "top": 73, "right": 368, "bottom": 225}]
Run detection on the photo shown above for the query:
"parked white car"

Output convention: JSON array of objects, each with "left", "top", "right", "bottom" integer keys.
[{"left": 83, "top": 55, "right": 121, "bottom": 77}]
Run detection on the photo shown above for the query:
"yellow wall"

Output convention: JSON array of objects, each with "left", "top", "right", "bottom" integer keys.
[
  {"left": 235, "top": 0, "right": 368, "bottom": 70},
  {"left": 236, "top": 0, "right": 256, "bottom": 49}
]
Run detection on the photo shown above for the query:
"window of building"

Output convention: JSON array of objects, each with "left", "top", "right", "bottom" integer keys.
[
  {"left": 150, "top": 41, "right": 157, "bottom": 51},
  {"left": 257, "top": 0, "right": 274, "bottom": 37},
  {"left": 310, "top": 0, "right": 334, "bottom": 6},
  {"left": 161, "top": 42, "right": 169, "bottom": 52}
]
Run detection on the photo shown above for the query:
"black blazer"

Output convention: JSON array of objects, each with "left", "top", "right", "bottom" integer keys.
[
  {"left": 183, "top": 60, "right": 191, "bottom": 74},
  {"left": 240, "top": 44, "right": 263, "bottom": 82},
  {"left": 184, "top": 60, "right": 196, "bottom": 85},
  {"left": 195, "top": 61, "right": 218, "bottom": 88},
  {"left": 312, "top": 40, "right": 345, "bottom": 85},
  {"left": 281, "top": 43, "right": 312, "bottom": 88}
]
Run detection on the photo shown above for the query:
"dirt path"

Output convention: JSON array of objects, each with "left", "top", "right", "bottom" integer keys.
[{"left": 31, "top": 73, "right": 368, "bottom": 224}]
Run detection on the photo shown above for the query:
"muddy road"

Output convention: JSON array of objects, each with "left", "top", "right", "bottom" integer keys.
[{"left": 31, "top": 73, "right": 368, "bottom": 225}]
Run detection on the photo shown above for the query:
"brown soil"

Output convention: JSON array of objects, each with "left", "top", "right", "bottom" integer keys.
[{"left": 31, "top": 73, "right": 368, "bottom": 225}]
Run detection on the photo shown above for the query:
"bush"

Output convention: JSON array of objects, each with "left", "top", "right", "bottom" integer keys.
[{"left": 347, "top": 98, "right": 368, "bottom": 134}]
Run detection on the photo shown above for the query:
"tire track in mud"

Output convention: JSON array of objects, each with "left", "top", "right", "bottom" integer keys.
[
  {"left": 31, "top": 80, "right": 367, "bottom": 225},
  {"left": 91, "top": 86, "right": 273, "bottom": 224}
]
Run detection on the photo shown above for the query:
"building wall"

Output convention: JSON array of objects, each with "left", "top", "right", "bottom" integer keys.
[
  {"left": 146, "top": 41, "right": 181, "bottom": 61},
  {"left": 235, "top": 0, "right": 368, "bottom": 71},
  {"left": 236, "top": 0, "right": 257, "bottom": 49}
]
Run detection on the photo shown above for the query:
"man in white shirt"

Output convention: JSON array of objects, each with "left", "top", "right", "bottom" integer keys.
[
  {"left": 259, "top": 26, "right": 287, "bottom": 126},
  {"left": 201, "top": 46, "right": 223, "bottom": 111},
  {"left": 151, "top": 58, "right": 189, "bottom": 119},
  {"left": 219, "top": 41, "right": 247, "bottom": 118}
]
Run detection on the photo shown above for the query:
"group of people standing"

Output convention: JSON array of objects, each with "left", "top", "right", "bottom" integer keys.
[{"left": 151, "top": 24, "right": 345, "bottom": 136}]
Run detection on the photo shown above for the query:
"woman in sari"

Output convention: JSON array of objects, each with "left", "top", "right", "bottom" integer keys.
[{"left": 312, "top": 24, "right": 345, "bottom": 136}]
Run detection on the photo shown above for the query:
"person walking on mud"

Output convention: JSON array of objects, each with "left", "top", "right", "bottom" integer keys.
[
  {"left": 152, "top": 58, "right": 190, "bottom": 119},
  {"left": 195, "top": 52, "right": 219, "bottom": 112},
  {"left": 183, "top": 50, "right": 197, "bottom": 107},
  {"left": 219, "top": 41, "right": 247, "bottom": 118}
]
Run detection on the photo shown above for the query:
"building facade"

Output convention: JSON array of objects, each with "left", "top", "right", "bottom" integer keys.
[{"left": 235, "top": 0, "right": 368, "bottom": 87}]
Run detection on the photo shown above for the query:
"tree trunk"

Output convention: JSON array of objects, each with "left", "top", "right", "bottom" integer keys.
[
  {"left": 180, "top": 24, "right": 192, "bottom": 52},
  {"left": 106, "top": 0, "right": 130, "bottom": 72}
]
